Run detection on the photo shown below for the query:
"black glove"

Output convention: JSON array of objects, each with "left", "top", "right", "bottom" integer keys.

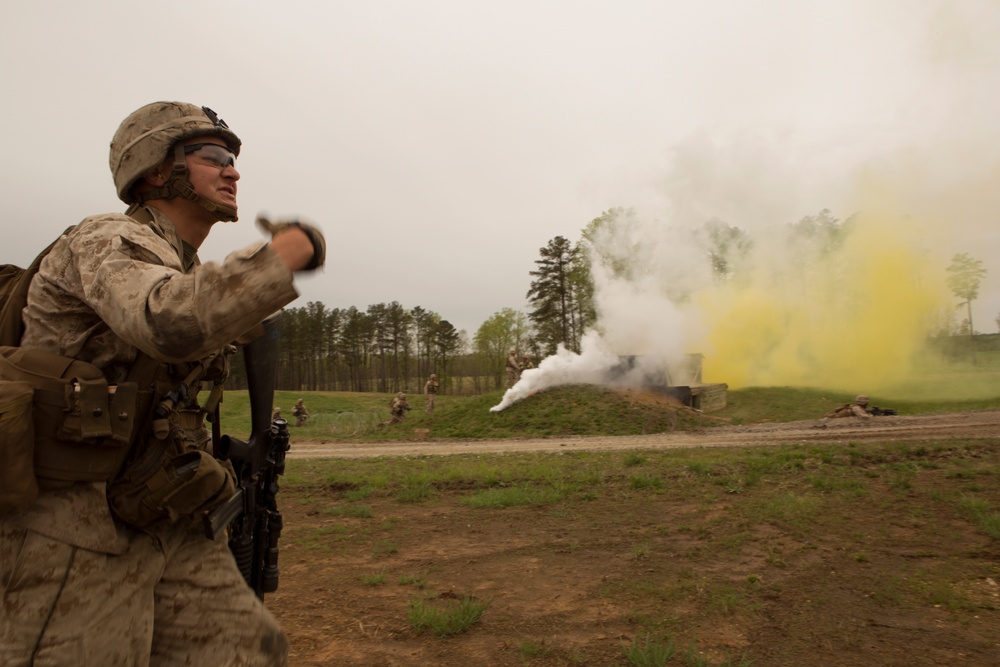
[{"left": 256, "top": 215, "right": 326, "bottom": 271}]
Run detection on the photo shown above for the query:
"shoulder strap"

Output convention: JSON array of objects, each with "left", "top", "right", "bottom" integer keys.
[{"left": 0, "top": 226, "right": 76, "bottom": 347}]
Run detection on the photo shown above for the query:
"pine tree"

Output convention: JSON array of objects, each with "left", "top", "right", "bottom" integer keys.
[{"left": 526, "top": 236, "right": 580, "bottom": 354}]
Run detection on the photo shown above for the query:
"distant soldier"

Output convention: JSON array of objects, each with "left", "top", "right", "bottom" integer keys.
[
  {"left": 424, "top": 373, "right": 440, "bottom": 412},
  {"left": 817, "top": 395, "right": 875, "bottom": 428},
  {"left": 382, "top": 392, "right": 411, "bottom": 425},
  {"left": 272, "top": 406, "right": 283, "bottom": 422},
  {"left": 506, "top": 348, "right": 521, "bottom": 388},
  {"left": 825, "top": 395, "right": 874, "bottom": 419},
  {"left": 521, "top": 355, "right": 533, "bottom": 371},
  {"left": 292, "top": 398, "right": 309, "bottom": 426}
]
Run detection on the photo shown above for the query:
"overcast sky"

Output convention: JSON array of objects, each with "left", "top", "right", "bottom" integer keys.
[{"left": 3, "top": 0, "right": 999, "bottom": 339}]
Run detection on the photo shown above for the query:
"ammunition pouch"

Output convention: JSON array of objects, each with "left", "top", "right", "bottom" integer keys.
[
  {"left": 108, "top": 442, "right": 236, "bottom": 529},
  {"left": 0, "top": 345, "right": 156, "bottom": 515},
  {"left": 0, "top": 380, "right": 37, "bottom": 514}
]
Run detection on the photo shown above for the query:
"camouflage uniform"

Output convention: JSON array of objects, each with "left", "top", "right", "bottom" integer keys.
[
  {"left": 424, "top": 374, "right": 439, "bottom": 412},
  {"left": 824, "top": 395, "right": 874, "bottom": 420},
  {"left": 382, "top": 393, "right": 411, "bottom": 425},
  {"left": 506, "top": 349, "right": 521, "bottom": 388},
  {"left": 0, "top": 103, "right": 314, "bottom": 666},
  {"left": 291, "top": 399, "right": 309, "bottom": 426}
]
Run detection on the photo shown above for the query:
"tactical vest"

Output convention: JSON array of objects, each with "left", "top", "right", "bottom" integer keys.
[{"left": 0, "top": 212, "right": 198, "bottom": 515}]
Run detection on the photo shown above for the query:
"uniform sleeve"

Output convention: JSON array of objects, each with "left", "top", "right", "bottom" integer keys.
[{"left": 66, "top": 216, "right": 298, "bottom": 363}]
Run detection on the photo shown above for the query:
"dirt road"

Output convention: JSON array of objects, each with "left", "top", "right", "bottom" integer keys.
[{"left": 286, "top": 410, "right": 1000, "bottom": 459}]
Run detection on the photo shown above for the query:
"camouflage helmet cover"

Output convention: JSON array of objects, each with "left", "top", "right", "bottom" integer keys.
[
  {"left": 109, "top": 101, "right": 242, "bottom": 204},
  {"left": 854, "top": 395, "right": 869, "bottom": 406}
]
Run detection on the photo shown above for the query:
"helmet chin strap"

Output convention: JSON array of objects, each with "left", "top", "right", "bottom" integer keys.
[{"left": 135, "top": 144, "right": 238, "bottom": 222}]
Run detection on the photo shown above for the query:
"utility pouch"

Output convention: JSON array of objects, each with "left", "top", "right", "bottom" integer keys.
[
  {"left": 0, "top": 380, "right": 38, "bottom": 514},
  {"left": 108, "top": 445, "right": 236, "bottom": 529},
  {"left": 0, "top": 345, "right": 139, "bottom": 485}
]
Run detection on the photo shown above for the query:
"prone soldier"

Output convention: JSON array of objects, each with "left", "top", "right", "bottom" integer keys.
[{"left": 825, "top": 395, "right": 874, "bottom": 419}]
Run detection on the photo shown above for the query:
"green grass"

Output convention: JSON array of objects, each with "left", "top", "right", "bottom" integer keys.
[
  {"left": 217, "top": 365, "right": 1000, "bottom": 443},
  {"left": 407, "top": 595, "right": 489, "bottom": 636},
  {"left": 265, "top": 372, "right": 1000, "bottom": 664},
  {"left": 624, "top": 633, "right": 676, "bottom": 666},
  {"left": 279, "top": 430, "right": 1000, "bottom": 663}
]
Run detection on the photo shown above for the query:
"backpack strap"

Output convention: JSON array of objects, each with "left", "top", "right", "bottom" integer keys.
[{"left": 0, "top": 226, "right": 75, "bottom": 347}]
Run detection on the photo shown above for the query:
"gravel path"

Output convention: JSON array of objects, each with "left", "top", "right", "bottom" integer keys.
[{"left": 286, "top": 410, "right": 1000, "bottom": 459}]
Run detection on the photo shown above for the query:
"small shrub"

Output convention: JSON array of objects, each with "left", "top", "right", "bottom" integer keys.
[
  {"left": 398, "top": 574, "right": 427, "bottom": 588},
  {"left": 623, "top": 633, "right": 675, "bottom": 667},
  {"left": 625, "top": 453, "right": 648, "bottom": 467},
  {"left": 371, "top": 539, "right": 398, "bottom": 558},
  {"left": 408, "top": 595, "right": 489, "bottom": 636},
  {"left": 361, "top": 572, "right": 386, "bottom": 586},
  {"left": 631, "top": 543, "right": 652, "bottom": 560}
]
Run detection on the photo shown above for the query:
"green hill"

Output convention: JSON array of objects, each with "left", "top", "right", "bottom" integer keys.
[{"left": 217, "top": 384, "right": 1000, "bottom": 443}]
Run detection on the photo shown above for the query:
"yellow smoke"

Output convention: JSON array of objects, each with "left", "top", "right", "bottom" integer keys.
[{"left": 695, "top": 213, "right": 950, "bottom": 392}]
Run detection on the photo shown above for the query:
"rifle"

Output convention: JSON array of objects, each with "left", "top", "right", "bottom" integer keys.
[
  {"left": 204, "top": 313, "right": 289, "bottom": 600},
  {"left": 867, "top": 406, "right": 898, "bottom": 416}
]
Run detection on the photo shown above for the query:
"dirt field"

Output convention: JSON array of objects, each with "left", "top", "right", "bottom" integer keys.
[{"left": 268, "top": 411, "right": 1000, "bottom": 666}]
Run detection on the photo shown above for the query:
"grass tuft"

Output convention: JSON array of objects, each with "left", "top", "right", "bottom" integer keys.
[{"left": 407, "top": 595, "right": 489, "bottom": 636}]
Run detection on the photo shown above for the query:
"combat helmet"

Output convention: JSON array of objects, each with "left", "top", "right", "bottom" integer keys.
[
  {"left": 854, "top": 395, "right": 869, "bottom": 406},
  {"left": 109, "top": 102, "right": 242, "bottom": 221}
]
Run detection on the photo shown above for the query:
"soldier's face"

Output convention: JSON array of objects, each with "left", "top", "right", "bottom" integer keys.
[{"left": 182, "top": 137, "right": 240, "bottom": 212}]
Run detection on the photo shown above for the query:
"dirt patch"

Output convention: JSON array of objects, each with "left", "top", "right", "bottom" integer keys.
[{"left": 269, "top": 410, "right": 1000, "bottom": 666}]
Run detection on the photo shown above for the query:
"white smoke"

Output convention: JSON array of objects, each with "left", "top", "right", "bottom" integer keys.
[
  {"left": 489, "top": 245, "right": 698, "bottom": 413},
  {"left": 490, "top": 331, "right": 630, "bottom": 412},
  {"left": 490, "top": 1, "right": 1000, "bottom": 411}
]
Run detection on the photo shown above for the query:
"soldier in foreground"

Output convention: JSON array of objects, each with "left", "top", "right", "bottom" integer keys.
[
  {"left": 0, "top": 102, "right": 324, "bottom": 666},
  {"left": 424, "top": 373, "right": 439, "bottom": 412}
]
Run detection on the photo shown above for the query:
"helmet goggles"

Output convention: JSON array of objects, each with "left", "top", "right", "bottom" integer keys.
[{"left": 183, "top": 142, "right": 237, "bottom": 170}]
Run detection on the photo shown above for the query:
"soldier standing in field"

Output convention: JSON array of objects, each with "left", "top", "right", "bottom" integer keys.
[
  {"left": 506, "top": 348, "right": 521, "bottom": 388},
  {"left": 0, "top": 101, "right": 325, "bottom": 666},
  {"left": 424, "top": 373, "right": 439, "bottom": 412},
  {"left": 292, "top": 398, "right": 309, "bottom": 426}
]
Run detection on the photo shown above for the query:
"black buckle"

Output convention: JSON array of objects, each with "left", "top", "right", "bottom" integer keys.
[{"left": 201, "top": 106, "right": 229, "bottom": 129}]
